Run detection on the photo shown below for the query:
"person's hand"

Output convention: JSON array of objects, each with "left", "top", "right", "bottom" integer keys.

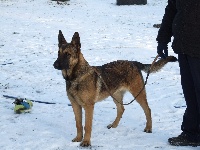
[{"left": 157, "top": 42, "right": 168, "bottom": 59}]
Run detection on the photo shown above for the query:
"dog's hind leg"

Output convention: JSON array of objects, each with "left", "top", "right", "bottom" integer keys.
[
  {"left": 130, "top": 77, "right": 152, "bottom": 133},
  {"left": 107, "top": 91, "right": 125, "bottom": 129},
  {"left": 81, "top": 104, "right": 94, "bottom": 147},
  {"left": 70, "top": 100, "right": 83, "bottom": 142},
  {"left": 136, "top": 93, "right": 152, "bottom": 133}
]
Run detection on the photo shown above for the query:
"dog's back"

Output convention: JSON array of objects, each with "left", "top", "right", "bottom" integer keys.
[{"left": 95, "top": 56, "right": 177, "bottom": 94}]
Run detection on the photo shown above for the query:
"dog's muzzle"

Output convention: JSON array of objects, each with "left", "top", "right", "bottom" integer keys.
[{"left": 53, "top": 60, "right": 62, "bottom": 70}]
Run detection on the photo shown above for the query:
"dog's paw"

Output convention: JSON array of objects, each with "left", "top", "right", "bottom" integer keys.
[
  {"left": 107, "top": 124, "right": 113, "bottom": 129},
  {"left": 107, "top": 123, "right": 118, "bottom": 129},
  {"left": 72, "top": 136, "right": 83, "bottom": 142},
  {"left": 144, "top": 128, "right": 152, "bottom": 133},
  {"left": 80, "top": 140, "right": 91, "bottom": 147}
]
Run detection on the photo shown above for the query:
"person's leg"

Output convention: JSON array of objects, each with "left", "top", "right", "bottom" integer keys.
[
  {"left": 178, "top": 54, "right": 200, "bottom": 142},
  {"left": 187, "top": 55, "right": 200, "bottom": 140},
  {"left": 168, "top": 54, "right": 200, "bottom": 146}
]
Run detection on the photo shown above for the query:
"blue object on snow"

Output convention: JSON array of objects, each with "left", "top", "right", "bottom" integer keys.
[{"left": 21, "top": 101, "right": 31, "bottom": 109}]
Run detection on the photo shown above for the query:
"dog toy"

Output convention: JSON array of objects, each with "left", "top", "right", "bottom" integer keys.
[{"left": 13, "top": 98, "right": 33, "bottom": 114}]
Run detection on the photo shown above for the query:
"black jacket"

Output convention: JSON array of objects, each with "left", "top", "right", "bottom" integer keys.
[{"left": 156, "top": 0, "right": 200, "bottom": 58}]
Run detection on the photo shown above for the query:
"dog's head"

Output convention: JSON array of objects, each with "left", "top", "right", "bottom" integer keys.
[{"left": 53, "top": 30, "right": 81, "bottom": 72}]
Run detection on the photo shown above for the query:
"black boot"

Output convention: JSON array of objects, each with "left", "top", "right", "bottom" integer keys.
[{"left": 168, "top": 132, "right": 200, "bottom": 147}]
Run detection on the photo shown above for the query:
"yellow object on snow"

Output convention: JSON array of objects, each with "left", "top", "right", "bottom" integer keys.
[{"left": 14, "top": 99, "right": 33, "bottom": 114}]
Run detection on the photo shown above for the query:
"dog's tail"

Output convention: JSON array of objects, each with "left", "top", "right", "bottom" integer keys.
[{"left": 134, "top": 56, "right": 177, "bottom": 73}]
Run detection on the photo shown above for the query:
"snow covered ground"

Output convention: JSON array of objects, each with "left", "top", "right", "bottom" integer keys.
[{"left": 0, "top": 0, "right": 197, "bottom": 149}]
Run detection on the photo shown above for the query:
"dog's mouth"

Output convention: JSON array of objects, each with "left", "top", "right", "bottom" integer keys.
[
  {"left": 53, "top": 60, "right": 70, "bottom": 70},
  {"left": 53, "top": 60, "right": 66, "bottom": 70}
]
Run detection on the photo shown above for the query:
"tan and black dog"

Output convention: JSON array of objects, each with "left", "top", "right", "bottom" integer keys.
[{"left": 53, "top": 30, "right": 177, "bottom": 147}]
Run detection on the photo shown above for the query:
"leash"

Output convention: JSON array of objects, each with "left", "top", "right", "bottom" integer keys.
[
  {"left": 94, "top": 55, "right": 159, "bottom": 105},
  {"left": 3, "top": 95, "right": 56, "bottom": 104}
]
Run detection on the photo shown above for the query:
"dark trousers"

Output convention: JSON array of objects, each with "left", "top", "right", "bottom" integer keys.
[{"left": 178, "top": 54, "right": 200, "bottom": 142}]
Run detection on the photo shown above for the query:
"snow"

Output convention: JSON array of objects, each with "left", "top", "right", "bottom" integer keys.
[{"left": 0, "top": 0, "right": 196, "bottom": 149}]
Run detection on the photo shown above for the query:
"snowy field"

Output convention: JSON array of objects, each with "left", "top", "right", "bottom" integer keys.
[{"left": 0, "top": 0, "right": 197, "bottom": 149}]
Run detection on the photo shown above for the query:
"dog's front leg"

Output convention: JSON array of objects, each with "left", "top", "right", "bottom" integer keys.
[
  {"left": 70, "top": 101, "right": 83, "bottom": 142},
  {"left": 80, "top": 104, "right": 94, "bottom": 147}
]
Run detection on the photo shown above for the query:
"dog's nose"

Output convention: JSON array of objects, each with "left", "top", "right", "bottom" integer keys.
[{"left": 53, "top": 60, "right": 60, "bottom": 69}]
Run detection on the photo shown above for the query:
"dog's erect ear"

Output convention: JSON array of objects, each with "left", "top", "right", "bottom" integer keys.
[
  {"left": 71, "top": 32, "right": 81, "bottom": 50},
  {"left": 58, "top": 30, "right": 67, "bottom": 48}
]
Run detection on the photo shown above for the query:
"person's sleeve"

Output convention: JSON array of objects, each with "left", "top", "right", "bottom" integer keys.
[{"left": 156, "top": 0, "right": 177, "bottom": 43}]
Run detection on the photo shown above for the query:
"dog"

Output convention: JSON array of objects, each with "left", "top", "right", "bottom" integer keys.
[{"left": 53, "top": 30, "right": 177, "bottom": 147}]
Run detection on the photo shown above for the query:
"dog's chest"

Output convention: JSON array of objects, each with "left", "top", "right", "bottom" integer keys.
[
  {"left": 66, "top": 81, "right": 87, "bottom": 105},
  {"left": 66, "top": 81, "right": 79, "bottom": 94}
]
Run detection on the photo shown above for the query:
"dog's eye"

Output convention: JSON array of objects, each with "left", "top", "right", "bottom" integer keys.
[{"left": 65, "top": 53, "right": 71, "bottom": 57}]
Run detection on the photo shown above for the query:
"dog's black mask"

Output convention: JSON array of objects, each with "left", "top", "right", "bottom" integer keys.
[
  {"left": 53, "top": 59, "right": 62, "bottom": 70},
  {"left": 53, "top": 57, "right": 70, "bottom": 70}
]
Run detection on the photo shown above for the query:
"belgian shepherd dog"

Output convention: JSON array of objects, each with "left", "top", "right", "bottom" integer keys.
[{"left": 53, "top": 30, "right": 177, "bottom": 147}]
